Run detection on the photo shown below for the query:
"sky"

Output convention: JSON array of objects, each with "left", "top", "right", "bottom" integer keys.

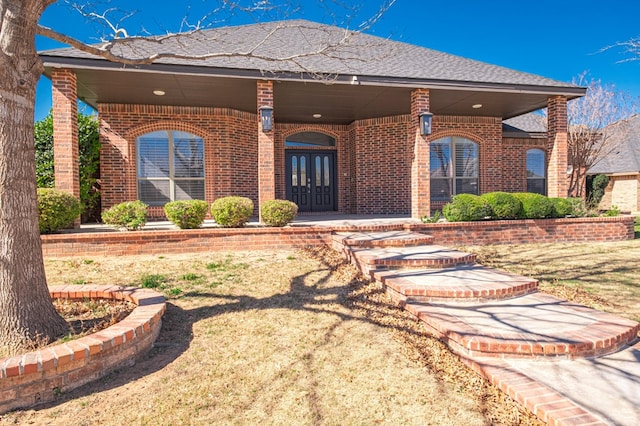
[{"left": 35, "top": 0, "right": 640, "bottom": 121}]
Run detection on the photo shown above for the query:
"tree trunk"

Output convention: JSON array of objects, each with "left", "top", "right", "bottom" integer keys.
[{"left": 0, "top": 0, "right": 68, "bottom": 356}]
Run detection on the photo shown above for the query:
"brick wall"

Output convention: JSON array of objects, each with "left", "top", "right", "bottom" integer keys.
[
  {"left": 408, "top": 216, "right": 635, "bottom": 245},
  {"left": 600, "top": 175, "right": 640, "bottom": 212},
  {"left": 501, "top": 137, "right": 548, "bottom": 192},
  {"left": 42, "top": 227, "right": 334, "bottom": 257},
  {"left": 99, "top": 104, "right": 258, "bottom": 218},
  {"left": 40, "top": 216, "right": 634, "bottom": 258},
  {"left": 352, "top": 115, "right": 412, "bottom": 214},
  {"left": 98, "top": 103, "right": 557, "bottom": 218},
  {"left": 0, "top": 286, "right": 164, "bottom": 414}
]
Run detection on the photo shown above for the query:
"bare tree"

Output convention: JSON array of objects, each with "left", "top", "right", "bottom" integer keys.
[
  {"left": 562, "top": 74, "right": 638, "bottom": 197},
  {"left": 0, "top": 0, "right": 395, "bottom": 355},
  {"left": 604, "top": 36, "right": 640, "bottom": 62}
]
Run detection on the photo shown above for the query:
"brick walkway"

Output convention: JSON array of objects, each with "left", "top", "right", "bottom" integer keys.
[{"left": 333, "top": 230, "right": 640, "bottom": 426}]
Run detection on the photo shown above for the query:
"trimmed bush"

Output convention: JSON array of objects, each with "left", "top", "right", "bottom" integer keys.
[
  {"left": 261, "top": 199, "right": 298, "bottom": 227},
  {"left": 211, "top": 196, "right": 254, "bottom": 227},
  {"left": 549, "top": 198, "right": 574, "bottom": 218},
  {"left": 442, "top": 194, "right": 492, "bottom": 222},
  {"left": 513, "top": 193, "right": 554, "bottom": 219},
  {"left": 480, "top": 192, "right": 522, "bottom": 219},
  {"left": 102, "top": 200, "right": 148, "bottom": 231},
  {"left": 164, "top": 200, "right": 209, "bottom": 229},
  {"left": 38, "top": 188, "right": 82, "bottom": 233}
]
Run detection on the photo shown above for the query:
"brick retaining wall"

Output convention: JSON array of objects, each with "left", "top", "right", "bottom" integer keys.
[
  {"left": 0, "top": 286, "right": 165, "bottom": 414},
  {"left": 41, "top": 216, "right": 635, "bottom": 258},
  {"left": 407, "top": 216, "right": 635, "bottom": 246}
]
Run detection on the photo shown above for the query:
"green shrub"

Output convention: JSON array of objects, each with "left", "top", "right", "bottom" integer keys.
[
  {"left": 164, "top": 200, "right": 209, "bottom": 229},
  {"left": 260, "top": 199, "right": 298, "bottom": 227},
  {"left": 480, "top": 192, "right": 522, "bottom": 219},
  {"left": 37, "top": 188, "right": 82, "bottom": 233},
  {"left": 588, "top": 174, "right": 609, "bottom": 208},
  {"left": 567, "top": 197, "right": 592, "bottom": 218},
  {"left": 211, "top": 196, "right": 254, "bottom": 227},
  {"left": 549, "top": 198, "right": 574, "bottom": 218},
  {"left": 102, "top": 200, "right": 147, "bottom": 231},
  {"left": 513, "top": 193, "right": 554, "bottom": 219},
  {"left": 442, "top": 194, "right": 492, "bottom": 222},
  {"left": 421, "top": 210, "right": 442, "bottom": 224},
  {"left": 604, "top": 205, "right": 621, "bottom": 217}
]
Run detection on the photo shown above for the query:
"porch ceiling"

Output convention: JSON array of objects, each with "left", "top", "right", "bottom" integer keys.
[{"left": 51, "top": 67, "right": 567, "bottom": 124}]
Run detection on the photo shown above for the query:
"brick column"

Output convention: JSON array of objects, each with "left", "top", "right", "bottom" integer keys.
[
  {"left": 257, "top": 80, "right": 275, "bottom": 221},
  {"left": 52, "top": 69, "right": 80, "bottom": 197},
  {"left": 410, "top": 89, "right": 431, "bottom": 218},
  {"left": 547, "top": 96, "right": 569, "bottom": 198},
  {"left": 52, "top": 69, "right": 80, "bottom": 227}
]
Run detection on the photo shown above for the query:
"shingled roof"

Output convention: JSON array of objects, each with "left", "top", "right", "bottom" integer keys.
[
  {"left": 588, "top": 114, "right": 640, "bottom": 175},
  {"left": 40, "top": 19, "right": 581, "bottom": 92}
]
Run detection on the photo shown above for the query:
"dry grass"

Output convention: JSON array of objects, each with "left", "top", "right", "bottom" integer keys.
[
  {"left": 0, "top": 247, "right": 540, "bottom": 426},
  {"left": 462, "top": 239, "right": 640, "bottom": 322}
]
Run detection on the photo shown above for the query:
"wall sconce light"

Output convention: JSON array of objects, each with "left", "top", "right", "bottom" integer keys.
[
  {"left": 259, "top": 106, "right": 273, "bottom": 132},
  {"left": 419, "top": 112, "right": 433, "bottom": 136}
]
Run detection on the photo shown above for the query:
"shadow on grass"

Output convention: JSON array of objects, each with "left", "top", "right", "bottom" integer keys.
[{"left": 27, "top": 246, "right": 530, "bottom": 424}]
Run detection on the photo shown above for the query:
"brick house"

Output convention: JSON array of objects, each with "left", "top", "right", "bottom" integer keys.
[
  {"left": 39, "top": 20, "right": 585, "bottom": 219},
  {"left": 588, "top": 114, "right": 640, "bottom": 213}
]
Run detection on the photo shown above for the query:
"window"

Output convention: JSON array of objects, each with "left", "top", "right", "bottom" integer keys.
[
  {"left": 430, "top": 137, "right": 478, "bottom": 202},
  {"left": 526, "top": 148, "right": 546, "bottom": 195},
  {"left": 137, "top": 130, "right": 205, "bottom": 206},
  {"left": 285, "top": 132, "right": 336, "bottom": 147}
]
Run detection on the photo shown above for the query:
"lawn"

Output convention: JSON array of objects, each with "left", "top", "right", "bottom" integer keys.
[
  {"left": 462, "top": 237, "right": 640, "bottom": 323},
  {"left": 1, "top": 247, "right": 538, "bottom": 426}
]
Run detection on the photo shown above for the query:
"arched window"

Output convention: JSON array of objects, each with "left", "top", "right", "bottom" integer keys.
[
  {"left": 137, "top": 130, "right": 205, "bottom": 206},
  {"left": 430, "top": 136, "right": 478, "bottom": 202},
  {"left": 285, "top": 131, "right": 336, "bottom": 147},
  {"left": 526, "top": 148, "right": 546, "bottom": 195}
]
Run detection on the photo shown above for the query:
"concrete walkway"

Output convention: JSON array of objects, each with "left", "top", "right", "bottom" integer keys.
[{"left": 333, "top": 230, "right": 640, "bottom": 426}]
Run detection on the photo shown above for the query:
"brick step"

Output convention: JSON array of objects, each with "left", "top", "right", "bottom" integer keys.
[
  {"left": 405, "top": 292, "right": 640, "bottom": 359},
  {"left": 332, "top": 231, "right": 434, "bottom": 248},
  {"left": 347, "top": 245, "right": 476, "bottom": 274},
  {"left": 373, "top": 265, "right": 538, "bottom": 304}
]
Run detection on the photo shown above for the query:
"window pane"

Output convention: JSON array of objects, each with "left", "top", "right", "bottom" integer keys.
[
  {"left": 526, "top": 149, "right": 545, "bottom": 179},
  {"left": 430, "top": 178, "right": 452, "bottom": 201},
  {"left": 456, "top": 178, "right": 479, "bottom": 195},
  {"left": 430, "top": 141, "right": 451, "bottom": 178},
  {"left": 285, "top": 132, "right": 336, "bottom": 147},
  {"left": 455, "top": 141, "right": 478, "bottom": 178},
  {"left": 527, "top": 178, "right": 546, "bottom": 195},
  {"left": 173, "top": 132, "right": 204, "bottom": 178},
  {"left": 137, "top": 131, "right": 169, "bottom": 178},
  {"left": 175, "top": 180, "right": 205, "bottom": 200},
  {"left": 300, "top": 156, "right": 307, "bottom": 185},
  {"left": 324, "top": 156, "right": 330, "bottom": 187},
  {"left": 138, "top": 179, "right": 170, "bottom": 206},
  {"left": 291, "top": 156, "right": 298, "bottom": 187},
  {"left": 315, "top": 156, "right": 322, "bottom": 186}
]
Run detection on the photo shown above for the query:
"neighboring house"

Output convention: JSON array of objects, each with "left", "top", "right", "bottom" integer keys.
[
  {"left": 39, "top": 20, "right": 584, "bottom": 219},
  {"left": 588, "top": 114, "right": 640, "bottom": 213}
]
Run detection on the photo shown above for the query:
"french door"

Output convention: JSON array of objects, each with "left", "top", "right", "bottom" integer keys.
[{"left": 285, "top": 151, "right": 336, "bottom": 212}]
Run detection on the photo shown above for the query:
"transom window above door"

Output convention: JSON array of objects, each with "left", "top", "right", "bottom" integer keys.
[
  {"left": 285, "top": 131, "right": 336, "bottom": 147},
  {"left": 137, "top": 130, "right": 205, "bottom": 206},
  {"left": 430, "top": 136, "right": 479, "bottom": 202}
]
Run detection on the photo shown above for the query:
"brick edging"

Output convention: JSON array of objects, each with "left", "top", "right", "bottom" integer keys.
[
  {"left": 0, "top": 285, "right": 166, "bottom": 414},
  {"left": 462, "top": 356, "right": 609, "bottom": 425}
]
